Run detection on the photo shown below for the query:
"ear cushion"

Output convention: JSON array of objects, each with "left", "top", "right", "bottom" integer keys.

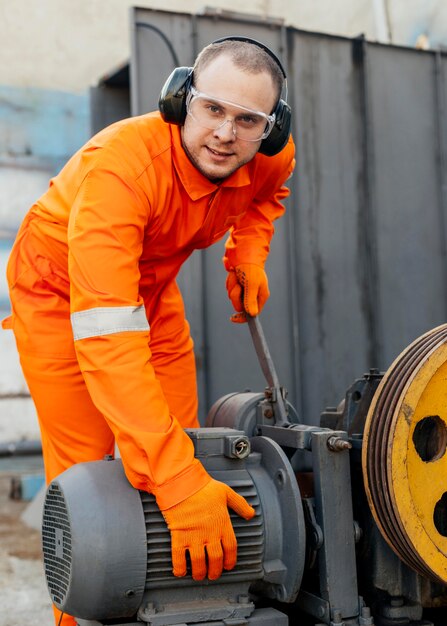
[
  {"left": 158, "top": 67, "right": 193, "bottom": 125},
  {"left": 259, "top": 99, "right": 292, "bottom": 157}
]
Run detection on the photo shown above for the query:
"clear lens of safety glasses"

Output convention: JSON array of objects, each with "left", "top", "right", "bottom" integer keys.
[{"left": 186, "top": 87, "right": 276, "bottom": 141}]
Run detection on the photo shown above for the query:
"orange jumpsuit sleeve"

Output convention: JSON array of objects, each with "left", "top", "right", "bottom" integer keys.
[
  {"left": 223, "top": 136, "right": 296, "bottom": 270},
  {"left": 67, "top": 167, "right": 210, "bottom": 509}
]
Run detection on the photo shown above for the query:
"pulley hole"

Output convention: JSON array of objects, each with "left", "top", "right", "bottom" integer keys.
[
  {"left": 412, "top": 415, "right": 447, "bottom": 462},
  {"left": 434, "top": 493, "right": 447, "bottom": 537},
  {"left": 352, "top": 390, "right": 362, "bottom": 403}
]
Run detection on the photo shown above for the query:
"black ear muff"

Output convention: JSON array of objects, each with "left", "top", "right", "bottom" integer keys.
[
  {"left": 158, "top": 67, "right": 193, "bottom": 125},
  {"left": 259, "top": 99, "right": 292, "bottom": 157}
]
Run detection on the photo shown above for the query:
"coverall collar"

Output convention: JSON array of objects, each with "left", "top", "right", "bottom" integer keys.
[{"left": 171, "top": 126, "right": 251, "bottom": 200}]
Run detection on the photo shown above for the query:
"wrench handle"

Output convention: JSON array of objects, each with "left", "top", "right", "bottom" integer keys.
[
  {"left": 247, "top": 315, "right": 280, "bottom": 389},
  {"left": 247, "top": 315, "right": 289, "bottom": 424}
]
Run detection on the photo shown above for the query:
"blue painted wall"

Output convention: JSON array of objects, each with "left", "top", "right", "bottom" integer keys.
[
  {"left": 0, "top": 85, "right": 90, "bottom": 171},
  {"left": 0, "top": 85, "right": 91, "bottom": 315}
]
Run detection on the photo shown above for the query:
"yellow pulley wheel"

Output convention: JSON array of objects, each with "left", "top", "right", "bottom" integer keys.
[{"left": 362, "top": 323, "right": 447, "bottom": 584}]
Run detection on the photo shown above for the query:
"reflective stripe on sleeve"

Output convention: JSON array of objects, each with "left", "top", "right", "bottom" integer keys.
[{"left": 71, "top": 305, "right": 150, "bottom": 340}]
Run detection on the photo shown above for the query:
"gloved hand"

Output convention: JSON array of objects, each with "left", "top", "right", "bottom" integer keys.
[
  {"left": 226, "top": 263, "right": 270, "bottom": 323},
  {"left": 161, "top": 478, "right": 255, "bottom": 581}
]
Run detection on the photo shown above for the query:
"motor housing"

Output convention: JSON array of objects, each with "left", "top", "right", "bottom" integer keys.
[{"left": 42, "top": 427, "right": 306, "bottom": 624}]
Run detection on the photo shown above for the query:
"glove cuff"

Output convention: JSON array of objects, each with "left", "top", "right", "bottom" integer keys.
[{"left": 154, "top": 459, "right": 211, "bottom": 510}]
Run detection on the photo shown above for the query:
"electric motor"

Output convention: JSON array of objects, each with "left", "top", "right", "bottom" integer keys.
[{"left": 42, "top": 427, "right": 306, "bottom": 625}]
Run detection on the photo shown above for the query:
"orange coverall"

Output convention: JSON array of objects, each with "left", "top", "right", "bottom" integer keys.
[{"left": 4, "top": 111, "right": 294, "bottom": 623}]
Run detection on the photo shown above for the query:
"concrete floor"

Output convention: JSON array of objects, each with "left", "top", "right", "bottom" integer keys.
[{"left": 0, "top": 463, "right": 53, "bottom": 626}]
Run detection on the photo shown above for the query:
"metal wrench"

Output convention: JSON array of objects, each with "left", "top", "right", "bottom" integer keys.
[{"left": 247, "top": 314, "right": 290, "bottom": 426}]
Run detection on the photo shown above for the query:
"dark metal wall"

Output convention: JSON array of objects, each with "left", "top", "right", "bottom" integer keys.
[{"left": 125, "top": 8, "right": 447, "bottom": 424}]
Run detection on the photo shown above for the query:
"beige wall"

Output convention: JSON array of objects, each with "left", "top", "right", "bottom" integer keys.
[{"left": 1, "top": 0, "right": 445, "bottom": 94}]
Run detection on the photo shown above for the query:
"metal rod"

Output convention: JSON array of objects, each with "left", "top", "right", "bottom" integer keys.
[
  {"left": 247, "top": 315, "right": 279, "bottom": 388},
  {"left": 247, "top": 315, "right": 289, "bottom": 425}
]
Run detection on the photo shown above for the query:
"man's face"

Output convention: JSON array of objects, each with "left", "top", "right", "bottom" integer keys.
[{"left": 181, "top": 55, "right": 277, "bottom": 182}]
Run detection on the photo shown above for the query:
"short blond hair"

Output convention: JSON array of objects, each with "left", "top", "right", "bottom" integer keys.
[{"left": 193, "top": 39, "right": 284, "bottom": 104}]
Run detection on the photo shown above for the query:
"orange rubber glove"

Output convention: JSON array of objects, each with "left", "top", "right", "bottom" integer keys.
[
  {"left": 226, "top": 263, "right": 270, "bottom": 323},
  {"left": 161, "top": 478, "right": 255, "bottom": 581}
]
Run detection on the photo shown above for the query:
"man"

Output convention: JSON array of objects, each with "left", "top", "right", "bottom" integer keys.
[{"left": 3, "top": 37, "right": 295, "bottom": 625}]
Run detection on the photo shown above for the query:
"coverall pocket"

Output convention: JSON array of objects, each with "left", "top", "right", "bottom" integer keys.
[{"left": 9, "top": 261, "right": 74, "bottom": 358}]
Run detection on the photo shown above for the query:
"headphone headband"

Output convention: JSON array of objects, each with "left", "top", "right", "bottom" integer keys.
[{"left": 211, "top": 35, "right": 287, "bottom": 79}]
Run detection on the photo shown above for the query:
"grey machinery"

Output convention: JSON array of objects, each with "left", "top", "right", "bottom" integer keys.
[{"left": 41, "top": 318, "right": 447, "bottom": 626}]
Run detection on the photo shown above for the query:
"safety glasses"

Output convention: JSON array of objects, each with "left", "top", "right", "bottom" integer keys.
[{"left": 185, "top": 86, "right": 276, "bottom": 142}]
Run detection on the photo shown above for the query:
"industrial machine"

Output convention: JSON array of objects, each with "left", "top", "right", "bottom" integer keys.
[{"left": 41, "top": 319, "right": 447, "bottom": 626}]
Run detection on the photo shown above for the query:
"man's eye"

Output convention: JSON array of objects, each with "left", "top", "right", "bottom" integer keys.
[
  {"left": 237, "top": 115, "right": 259, "bottom": 126},
  {"left": 206, "top": 103, "right": 223, "bottom": 115}
]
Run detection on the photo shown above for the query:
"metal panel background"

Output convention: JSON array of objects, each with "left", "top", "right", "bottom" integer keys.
[
  {"left": 289, "top": 32, "right": 374, "bottom": 422},
  {"left": 90, "top": 61, "right": 131, "bottom": 135},
  {"left": 129, "top": 8, "right": 447, "bottom": 424},
  {"left": 366, "top": 44, "right": 447, "bottom": 367},
  {"left": 90, "top": 86, "right": 130, "bottom": 135},
  {"left": 130, "top": 8, "right": 195, "bottom": 116}
]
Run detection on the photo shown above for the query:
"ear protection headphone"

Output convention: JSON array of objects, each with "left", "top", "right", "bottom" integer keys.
[{"left": 158, "top": 36, "right": 292, "bottom": 157}]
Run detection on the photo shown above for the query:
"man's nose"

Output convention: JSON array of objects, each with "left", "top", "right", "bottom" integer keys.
[{"left": 213, "top": 119, "right": 237, "bottom": 141}]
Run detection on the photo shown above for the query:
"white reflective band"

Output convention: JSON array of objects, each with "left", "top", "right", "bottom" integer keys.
[{"left": 71, "top": 305, "right": 149, "bottom": 340}]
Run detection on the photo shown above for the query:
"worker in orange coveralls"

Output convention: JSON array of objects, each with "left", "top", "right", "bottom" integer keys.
[{"left": 3, "top": 36, "right": 295, "bottom": 625}]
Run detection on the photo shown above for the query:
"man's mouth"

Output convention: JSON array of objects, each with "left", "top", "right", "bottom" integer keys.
[{"left": 207, "top": 146, "right": 234, "bottom": 157}]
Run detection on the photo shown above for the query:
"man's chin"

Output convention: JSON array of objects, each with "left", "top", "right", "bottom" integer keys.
[{"left": 195, "top": 159, "right": 238, "bottom": 183}]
